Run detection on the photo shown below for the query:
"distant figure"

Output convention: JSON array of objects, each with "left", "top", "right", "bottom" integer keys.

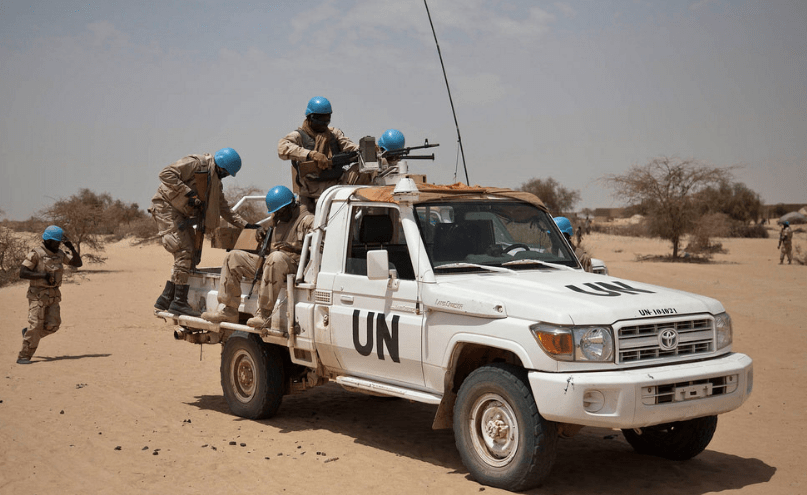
[
  {"left": 278, "top": 96, "right": 360, "bottom": 212},
  {"left": 778, "top": 221, "right": 793, "bottom": 264},
  {"left": 17, "top": 225, "right": 82, "bottom": 364},
  {"left": 150, "top": 148, "right": 256, "bottom": 317},
  {"left": 554, "top": 216, "right": 593, "bottom": 273},
  {"left": 585, "top": 215, "right": 592, "bottom": 235}
]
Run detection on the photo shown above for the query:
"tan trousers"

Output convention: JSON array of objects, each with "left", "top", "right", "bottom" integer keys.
[
  {"left": 218, "top": 250, "right": 297, "bottom": 316},
  {"left": 19, "top": 289, "right": 61, "bottom": 360},
  {"left": 780, "top": 243, "right": 792, "bottom": 263},
  {"left": 151, "top": 198, "right": 195, "bottom": 284}
]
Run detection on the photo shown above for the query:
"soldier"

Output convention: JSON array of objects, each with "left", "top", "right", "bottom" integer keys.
[
  {"left": 17, "top": 225, "right": 83, "bottom": 364},
  {"left": 150, "top": 148, "right": 257, "bottom": 316},
  {"left": 554, "top": 216, "right": 593, "bottom": 273},
  {"left": 278, "top": 96, "right": 360, "bottom": 212},
  {"left": 778, "top": 221, "right": 793, "bottom": 264},
  {"left": 202, "top": 185, "right": 314, "bottom": 328}
]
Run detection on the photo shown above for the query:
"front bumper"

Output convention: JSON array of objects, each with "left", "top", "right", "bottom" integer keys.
[{"left": 529, "top": 352, "right": 753, "bottom": 428}]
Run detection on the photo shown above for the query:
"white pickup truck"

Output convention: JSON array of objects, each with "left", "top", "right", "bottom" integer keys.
[{"left": 156, "top": 150, "right": 752, "bottom": 491}]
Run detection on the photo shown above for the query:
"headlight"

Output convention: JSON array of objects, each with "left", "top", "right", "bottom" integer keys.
[
  {"left": 715, "top": 312, "right": 733, "bottom": 350},
  {"left": 531, "top": 323, "right": 615, "bottom": 362}
]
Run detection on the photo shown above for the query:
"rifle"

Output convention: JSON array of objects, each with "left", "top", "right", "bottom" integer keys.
[
  {"left": 190, "top": 170, "right": 210, "bottom": 270},
  {"left": 248, "top": 226, "right": 274, "bottom": 298},
  {"left": 296, "top": 150, "right": 359, "bottom": 181},
  {"left": 382, "top": 139, "right": 440, "bottom": 160}
]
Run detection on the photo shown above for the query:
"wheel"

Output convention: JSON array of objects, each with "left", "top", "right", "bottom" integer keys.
[
  {"left": 220, "top": 333, "right": 284, "bottom": 420},
  {"left": 453, "top": 363, "right": 557, "bottom": 491},
  {"left": 621, "top": 415, "right": 718, "bottom": 460},
  {"left": 503, "top": 243, "right": 530, "bottom": 254}
]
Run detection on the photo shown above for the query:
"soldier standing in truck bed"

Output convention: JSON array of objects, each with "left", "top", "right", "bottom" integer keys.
[
  {"left": 150, "top": 148, "right": 256, "bottom": 316},
  {"left": 16, "top": 225, "right": 82, "bottom": 364},
  {"left": 277, "top": 96, "right": 360, "bottom": 212}
]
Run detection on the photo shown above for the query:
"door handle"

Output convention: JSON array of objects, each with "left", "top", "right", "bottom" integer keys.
[{"left": 340, "top": 295, "right": 354, "bottom": 304}]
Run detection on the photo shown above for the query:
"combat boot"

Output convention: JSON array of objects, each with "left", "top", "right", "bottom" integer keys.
[
  {"left": 246, "top": 309, "right": 270, "bottom": 329},
  {"left": 201, "top": 305, "right": 239, "bottom": 324},
  {"left": 17, "top": 341, "right": 34, "bottom": 364},
  {"left": 154, "top": 281, "right": 176, "bottom": 311},
  {"left": 168, "top": 284, "right": 201, "bottom": 317}
]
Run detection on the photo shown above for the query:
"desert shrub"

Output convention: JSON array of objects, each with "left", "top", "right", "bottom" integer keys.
[
  {"left": 794, "top": 245, "right": 806, "bottom": 265},
  {"left": 0, "top": 227, "right": 29, "bottom": 287},
  {"left": 224, "top": 185, "right": 268, "bottom": 224},
  {"left": 686, "top": 213, "right": 730, "bottom": 256},
  {"left": 109, "top": 215, "right": 158, "bottom": 243},
  {"left": 730, "top": 223, "right": 768, "bottom": 239}
]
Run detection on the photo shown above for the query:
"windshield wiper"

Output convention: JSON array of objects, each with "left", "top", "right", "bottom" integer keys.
[
  {"left": 434, "top": 262, "right": 515, "bottom": 274},
  {"left": 501, "top": 259, "right": 573, "bottom": 270}
]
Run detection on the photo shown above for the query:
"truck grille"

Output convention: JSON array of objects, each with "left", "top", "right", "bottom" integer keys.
[{"left": 617, "top": 317, "right": 714, "bottom": 364}]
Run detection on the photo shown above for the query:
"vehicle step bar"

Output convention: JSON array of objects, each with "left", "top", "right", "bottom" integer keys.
[
  {"left": 154, "top": 311, "right": 287, "bottom": 338},
  {"left": 336, "top": 376, "right": 442, "bottom": 404}
]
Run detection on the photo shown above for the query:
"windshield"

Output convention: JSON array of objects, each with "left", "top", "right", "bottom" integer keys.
[{"left": 415, "top": 201, "right": 579, "bottom": 272}]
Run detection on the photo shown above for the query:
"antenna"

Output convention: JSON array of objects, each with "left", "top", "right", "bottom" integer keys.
[{"left": 423, "top": 0, "right": 470, "bottom": 185}]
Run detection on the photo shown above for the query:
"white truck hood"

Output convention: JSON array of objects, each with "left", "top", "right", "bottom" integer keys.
[{"left": 421, "top": 268, "right": 725, "bottom": 325}]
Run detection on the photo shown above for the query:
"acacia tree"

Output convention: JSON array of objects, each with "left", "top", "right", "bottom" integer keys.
[
  {"left": 602, "top": 157, "right": 732, "bottom": 259},
  {"left": 519, "top": 177, "right": 581, "bottom": 215}
]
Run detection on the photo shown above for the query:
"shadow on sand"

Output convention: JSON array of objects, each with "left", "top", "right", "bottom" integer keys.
[
  {"left": 187, "top": 384, "right": 775, "bottom": 494},
  {"left": 36, "top": 353, "right": 112, "bottom": 362}
]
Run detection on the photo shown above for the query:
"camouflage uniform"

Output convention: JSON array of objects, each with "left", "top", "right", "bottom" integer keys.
[
  {"left": 18, "top": 245, "right": 75, "bottom": 361},
  {"left": 779, "top": 225, "right": 793, "bottom": 264},
  {"left": 150, "top": 154, "right": 246, "bottom": 284},
  {"left": 211, "top": 205, "right": 314, "bottom": 323},
  {"left": 278, "top": 121, "right": 360, "bottom": 211}
]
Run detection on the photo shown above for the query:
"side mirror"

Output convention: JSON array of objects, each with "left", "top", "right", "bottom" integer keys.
[{"left": 366, "top": 250, "right": 389, "bottom": 280}]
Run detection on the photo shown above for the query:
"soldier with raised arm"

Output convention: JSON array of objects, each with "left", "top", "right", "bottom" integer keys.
[{"left": 17, "top": 225, "right": 82, "bottom": 364}]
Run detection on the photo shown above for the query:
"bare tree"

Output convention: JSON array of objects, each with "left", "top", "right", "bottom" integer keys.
[
  {"left": 602, "top": 157, "right": 733, "bottom": 259},
  {"left": 519, "top": 177, "right": 581, "bottom": 215}
]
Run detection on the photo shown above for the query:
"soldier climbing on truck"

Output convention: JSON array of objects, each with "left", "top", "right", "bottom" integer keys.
[{"left": 155, "top": 136, "right": 752, "bottom": 492}]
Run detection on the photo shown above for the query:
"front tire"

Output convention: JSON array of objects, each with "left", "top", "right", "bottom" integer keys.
[
  {"left": 621, "top": 415, "right": 718, "bottom": 460},
  {"left": 454, "top": 364, "right": 557, "bottom": 491},
  {"left": 220, "top": 333, "right": 284, "bottom": 419}
]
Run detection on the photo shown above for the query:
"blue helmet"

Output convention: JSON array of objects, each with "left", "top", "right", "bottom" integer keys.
[
  {"left": 378, "top": 129, "right": 405, "bottom": 152},
  {"left": 783, "top": 221, "right": 790, "bottom": 226},
  {"left": 305, "top": 96, "right": 332, "bottom": 116},
  {"left": 43, "top": 225, "right": 64, "bottom": 242},
  {"left": 553, "top": 216, "right": 574, "bottom": 238},
  {"left": 265, "top": 185, "right": 295, "bottom": 214},
  {"left": 214, "top": 148, "right": 241, "bottom": 177}
]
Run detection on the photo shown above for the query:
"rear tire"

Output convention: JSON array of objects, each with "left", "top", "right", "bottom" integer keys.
[
  {"left": 453, "top": 363, "right": 557, "bottom": 491},
  {"left": 621, "top": 415, "right": 717, "bottom": 460},
  {"left": 220, "top": 333, "right": 284, "bottom": 419}
]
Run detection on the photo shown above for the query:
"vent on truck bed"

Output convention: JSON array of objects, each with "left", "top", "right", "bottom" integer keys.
[{"left": 314, "top": 290, "right": 332, "bottom": 305}]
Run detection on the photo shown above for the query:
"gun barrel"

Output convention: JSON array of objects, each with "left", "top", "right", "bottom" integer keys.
[{"left": 395, "top": 154, "right": 435, "bottom": 160}]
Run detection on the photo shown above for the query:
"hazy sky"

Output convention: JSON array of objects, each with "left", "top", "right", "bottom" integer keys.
[{"left": 1, "top": 0, "right": 805, "bottom": 220}]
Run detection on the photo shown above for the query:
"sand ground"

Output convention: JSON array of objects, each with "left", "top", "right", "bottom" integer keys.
[{"left": 0, "top": 230, "right": 804, "bottom": 494}]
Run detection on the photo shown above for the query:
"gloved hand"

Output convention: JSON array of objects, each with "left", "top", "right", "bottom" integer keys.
[
  {"left": 309, "top": 151, "right": 330, "bottom": 170},
  {"left": 255, "top": 228, "right": 267, "bottom": 244},
  {"left": 46, "top": 272, "right": 57, "bottom": 286},
  {"left": 187, "top": 194, "right": 202, "bottom": 207},
  {"left": 244, "top": 223, "right": 260, "bottom": 229}
]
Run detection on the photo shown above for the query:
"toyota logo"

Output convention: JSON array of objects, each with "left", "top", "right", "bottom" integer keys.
[{"left": 658, "top": 328, "right": 679, "bottom": 351}]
